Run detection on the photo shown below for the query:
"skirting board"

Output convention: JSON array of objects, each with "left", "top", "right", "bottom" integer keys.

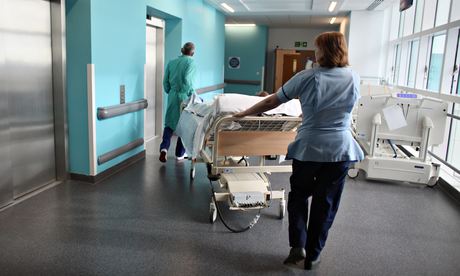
[
  {"left": 438, "top": 177, "right": 460, "bottom": 205},
  {"left": 70, "top": 150, "right": 146, "bottom": 184}
]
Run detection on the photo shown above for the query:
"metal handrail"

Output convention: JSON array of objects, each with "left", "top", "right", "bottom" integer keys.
[
  {"left": 98, "top": 138, "right": 144, "bottom": 165},
  {"left": 224, "top": 79, "right": 261, "bottom": 85},
  {"left": 447, "top": 113, "right": 460, "bottom": 121},
  {"left": 196, "top": 83, "right": 225, "bottom": 95},
  {"left": 428, "top": 150, "right": 460, "bottom": 175},
  {"left": 97, "top": 99, "right": 148, "bottom": 120}
]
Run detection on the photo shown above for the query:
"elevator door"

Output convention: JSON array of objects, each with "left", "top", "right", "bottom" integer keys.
[
  {"left": 145, "top": 19, "right": 164, "bottom": 144},
  {"left": 145, "top": 25, "right": 157, "bottom": 142},
  {"left": 0, "top": 0, "right": 56, "bottom": 206}
]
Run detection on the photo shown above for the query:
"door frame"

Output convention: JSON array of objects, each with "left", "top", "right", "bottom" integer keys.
[{"left": 145, "top": 17, "right": 165, "bottom": 143}]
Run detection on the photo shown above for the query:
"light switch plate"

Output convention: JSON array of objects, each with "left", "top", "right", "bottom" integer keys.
[{"left": 120, "top": 85, "right": 125, "bottom": 104}]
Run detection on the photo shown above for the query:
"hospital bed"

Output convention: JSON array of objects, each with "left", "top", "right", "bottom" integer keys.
[
  {"left": 176, "top": 94, "right": 302, "bottom": 231},
  {"left": 350, "top": 86, "right": 448, "bottom": 186}
]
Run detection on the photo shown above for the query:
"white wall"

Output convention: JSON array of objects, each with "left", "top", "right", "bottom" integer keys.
[
  {"left": 265, "top": 26, "right": 338, "bottom": 92},
  {"left": 340, "top": 16, "right": 350, "bottom": 42},
  {"left": 348, "top": 11, "right": 388, "bottom": 82},
  {"left": 267, "top": 26, "right": 338, "bottom": 51}
]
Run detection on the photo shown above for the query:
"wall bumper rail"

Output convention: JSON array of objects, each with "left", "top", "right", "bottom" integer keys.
[
  {"left": 196, "top": 83, "right": 226, "bottom": 95},
  {"left": 97, "top": 99, "right": 148, "bottom": 120},
  {"left": 98, "top": 138, "right": 144, "bottom": 165},
  {"left": 224, "top": 79, "right": 261, "bottom": 85}
]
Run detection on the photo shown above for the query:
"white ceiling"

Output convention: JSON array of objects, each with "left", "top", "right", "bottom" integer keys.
[{"left": 205, "top": 0, "right": 397, "bottom": 27}]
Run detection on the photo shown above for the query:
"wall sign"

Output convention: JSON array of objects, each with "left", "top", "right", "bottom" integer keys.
[
  {"left": 295, "top": 41, "right": 308, "bottom": 48},
  {"left": 228, "top": 56, "right": 240, "bottom": 69}
]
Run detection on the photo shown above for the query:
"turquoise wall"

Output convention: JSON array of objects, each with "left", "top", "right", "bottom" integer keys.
[
  {"left": 224, "top": 25, "right": 267, "bottom": 95},
  {"left": 66, "top": 0, "right": 225, "bottom": 175},
  {"left": 65, "top": 0, "right": 92, "bottom": 175}
]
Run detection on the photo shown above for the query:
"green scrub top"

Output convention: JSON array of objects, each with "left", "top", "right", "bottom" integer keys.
[{"left": 163, "top": 55, "right": 196, "bottom": 131}]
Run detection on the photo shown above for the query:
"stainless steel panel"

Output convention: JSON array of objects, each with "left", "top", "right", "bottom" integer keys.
[
  {"left": 0, "top": 0, "right": 13, "bottom": 207},
  {"left": 3, "top": 0, "right": 56, "bottom": 197},
  {"left": 51, "top": 0, "right": 69, "bottom": 181},
  {"left": 145, "top": 25, "right": 157, "bottom": 141}
]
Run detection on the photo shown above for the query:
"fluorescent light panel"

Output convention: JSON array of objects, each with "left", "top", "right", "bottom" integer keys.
[
  {"left": 221, "top": 3, "right": 235, "bottom": 13},
  {"left": 330, "top": 17, "right": 337, "bottom": 24},
  {"left": 328, "top": 1, "right": 337, "bottom": 12},
  {"left": 225, "top": 23, "right": 256, "bottom": 27}
]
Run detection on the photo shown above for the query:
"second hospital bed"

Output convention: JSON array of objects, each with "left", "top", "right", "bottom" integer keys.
[{"left": 176, "top": 94, "right": 302, "bottom": 231}]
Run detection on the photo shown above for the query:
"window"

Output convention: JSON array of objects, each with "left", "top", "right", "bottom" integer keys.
[
  {"left": 455, "top": 31, "right": 460, "bottom": 95},
  {"left": 452, "top": 0, "right": 460, "bottom": 22},
  {"left": 457, "top": 66, "right": 460, "bottom": 95},
  {"left": 435, "top": 0, "right": 451, "bottom": 27},
  {"left": 407, "top": 40, "right": 419, "bottom": 87},
  {"left": 427, "top": 34, "right": 446, "bottom": 91},
  {"left": 393, "top": 44, "right": 402, "bottom": 84},
  {"left": 398, "top": 11, "right": 405, "bottom": 38},
  {"left": 422, "top": 0, "right": 437, "bottom": 31},
  {"left": 447, "top": 107, "right": 460, "bottom": 170},
  {"left": 389, "top": 3, "right": 401, "bottom": 41},
  {"left": 413, "top": 0, "right": 424, "bottom": 33},
  {"left": 403, "top": 1, "right": 416, "bottom": 36}
]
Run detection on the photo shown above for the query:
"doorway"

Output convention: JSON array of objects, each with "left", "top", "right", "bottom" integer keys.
[
  {"left": 274, "top": 49, "right": 316, "bottom": 92},
  {"left": 145, "top": 17, "right": 165, "bottom": 147}
]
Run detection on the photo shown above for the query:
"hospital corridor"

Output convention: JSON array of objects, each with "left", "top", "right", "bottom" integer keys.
[{"left": 0, "top": 0, "right": 460, "bottom": 275}]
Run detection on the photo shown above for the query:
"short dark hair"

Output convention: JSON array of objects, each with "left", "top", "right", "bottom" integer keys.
[
  {"left": 181, "top": 42, "right": 195, "bottom": 56},
  {"left": 314, "top": 32, "right": 349, "bottom": 68}
]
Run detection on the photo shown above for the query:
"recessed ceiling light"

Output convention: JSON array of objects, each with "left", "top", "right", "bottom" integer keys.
[
  {"left": 221, "top": 3, "right": 235, "bottom": 13},
  {"left": 328, "top": 1, "right": 337, "bottom": 12},
  {"left": 225, "top": 23, "right": 256, "bottom": 27},
  {"left": 330, "top": 17, "right": 337, "bottom": 24}
]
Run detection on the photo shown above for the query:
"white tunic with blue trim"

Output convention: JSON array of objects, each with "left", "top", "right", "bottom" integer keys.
[{"left": 276, "top": 67, "right": 364, "bottom": 162}]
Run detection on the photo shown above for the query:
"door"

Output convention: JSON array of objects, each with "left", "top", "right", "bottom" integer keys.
[
  {"left": 145, "top": 18, "right": 164, "bottom": 144},
  {"left": 282, "top": 54, "right": 302, "bottom": 85},
  {"left": 0, "top": 0, "right": 56, "bottom": 205},
  {"left": 145, "top": 25, "right": 157, "bottom": 142},
  {"left": 274, "top": 49, "right": 296, "bottom": 92}
]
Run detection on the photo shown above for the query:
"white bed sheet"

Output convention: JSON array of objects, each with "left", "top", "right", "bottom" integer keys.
[
  {"left": 216, "top": 93, "right": 302, "bottom": 116},
  {"left": 175, "top": 93, "right": 302, "bottom": 158}
]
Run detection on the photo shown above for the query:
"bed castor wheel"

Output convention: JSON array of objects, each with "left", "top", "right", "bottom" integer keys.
[
  {"left": 347, "top": 168, "right": 359, "bottom": 179},
  {"left": 190, "top": 168, "right": 196, "bottom": 179},
  {"left": 279, "top": 199, "right": 286, "bottom": 219},
  {"left": 427, "top": 177, "right": 438, "bottom": 187},
  {"left": 209, "top": 199, "right": 217, "bottom": 223}
]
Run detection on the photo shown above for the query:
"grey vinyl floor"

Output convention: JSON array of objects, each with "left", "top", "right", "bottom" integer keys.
[{"left": 0, "top": 141, "right": 460, "bottom": 276}]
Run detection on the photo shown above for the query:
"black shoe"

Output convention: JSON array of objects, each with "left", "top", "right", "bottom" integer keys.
[
  {"left": 283, "top": 248, "right": 306, "bottom": 266},
  {"left": 304, "top": 256, "right": 321, "bottom": 270},
  {"left": 159, "top": 150, "right": 167, "bottom": 163}
]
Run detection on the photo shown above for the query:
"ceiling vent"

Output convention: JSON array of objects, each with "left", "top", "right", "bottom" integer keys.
[{"left": 367, "top": 0, "right": 385, "bottom": 11}]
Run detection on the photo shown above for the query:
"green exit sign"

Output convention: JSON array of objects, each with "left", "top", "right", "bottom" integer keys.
[{"left": 295, "top": 41, "right": 308, "bottom": 48}]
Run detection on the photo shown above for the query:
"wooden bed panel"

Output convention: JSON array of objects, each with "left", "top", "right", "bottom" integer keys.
[{"left": 217, "top": 131, "right": 296, "bottom": 156}]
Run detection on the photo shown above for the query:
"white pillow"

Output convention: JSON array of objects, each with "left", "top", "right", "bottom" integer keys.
[{"left": 215, "top": 93, "right": 301, "bottom": 117}]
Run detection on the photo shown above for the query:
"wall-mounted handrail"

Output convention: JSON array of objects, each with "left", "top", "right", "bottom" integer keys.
[
  {"left": 224, "top": 79, "right": 261, "bottom": 85},
  {"left": 428, "top": 150, "right": 460, "bottom": 175},
  {"left": 98, "top": 138, "right": 144, "bottom": 165},
  {"left": 196, "top": 83, "right": 225, "bottom": 95},
  {"left": 97, "top": 99, "right": 148, "bottom": 120},
  {"left": 447, "top": 113, "right": 460, "bottom": 121}
]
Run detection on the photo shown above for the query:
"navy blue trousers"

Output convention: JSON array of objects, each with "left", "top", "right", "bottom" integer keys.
[
  {"left": 159, "top": 127, "right": 186, "bottom": 157},
  {"left": 288, "top": 159, "right": 350, "bottom": 261}
]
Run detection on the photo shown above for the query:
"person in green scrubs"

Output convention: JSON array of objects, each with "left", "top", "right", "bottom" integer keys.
[{"left": 159, "top": 42, "right": 196, "bottom": 163}]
